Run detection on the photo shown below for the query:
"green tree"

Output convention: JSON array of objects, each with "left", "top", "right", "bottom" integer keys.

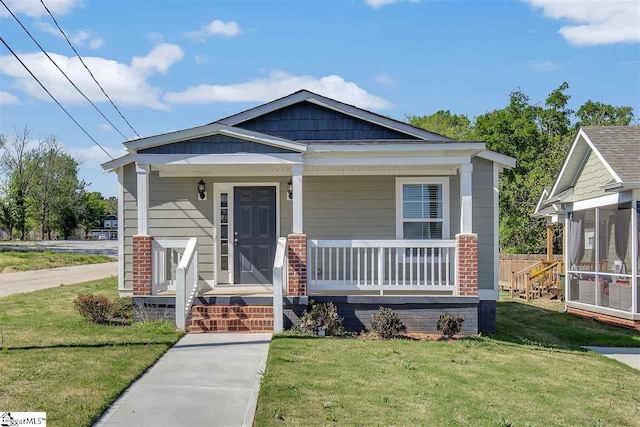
[
  {"left": 105, "top": 196, "right": 117, "bottom": 215},
  {"left": 575, "top": 100, "right": 634, "bottom": 127},
  {"left": 406, "top": 110, "right": 473, "bottom": 140},
  {"left": 81, "top": 191, "right": 108, "bottom": 238},
  {"left": 50, "top": 154, "right": 85, "bottom": 240},
  {"left": 0, "top": 127, "right": 42, "bottom": 240}
]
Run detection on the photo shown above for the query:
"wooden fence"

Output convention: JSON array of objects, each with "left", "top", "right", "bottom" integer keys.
[{"left": 499, "top": 254, "right": 563, "bottom": 288}]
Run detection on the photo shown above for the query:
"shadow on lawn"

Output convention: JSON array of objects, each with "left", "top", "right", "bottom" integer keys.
[
  {"left": 488, "top": 300, "right": 640, "bottom": 351},
  {"left": 5, "top": 341, "right": 177, "bottom": 351}
]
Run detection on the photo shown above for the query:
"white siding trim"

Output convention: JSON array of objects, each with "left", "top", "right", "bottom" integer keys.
[
  {"left": 395, "top": 177, "right": 450, "bottom": 240},
  {"left": 492, "top": 162, "right": 500, "bottom": 297},
  {"left": 135, "top": 163, "right": 149, "bottom": 236},
  {"left": 460, "top": 163, "right": 473, "bottom": 234},
  {"left": 570, "top": 192, "right": 633, "bottom": 211},
  {"left": 117, "top": 167, "right": 125, "bottom": 293},
  {"left": 292, "top": 165, "right": 303, "bottom": 234}
]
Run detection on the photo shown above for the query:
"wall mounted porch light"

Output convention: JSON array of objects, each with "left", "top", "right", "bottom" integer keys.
[
  {"left": 287, "top": 179, "right": 293, "bottom": 201},
  {"left": 198, "top": 179, "right": 207, "bottom": 200}
]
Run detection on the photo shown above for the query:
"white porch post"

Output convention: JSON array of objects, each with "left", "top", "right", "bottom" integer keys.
[
  {"left": 292, "top": 165, "right": 303, "bottom": 234},
  {"left": 136, "top": 163, "right": 150, "bottom": 235},
  {"left": 631, "top": 198, "right": 638, "bottom": 315},
  {"left": 460, "top": 163, "right": 473, "bottom": 234}
]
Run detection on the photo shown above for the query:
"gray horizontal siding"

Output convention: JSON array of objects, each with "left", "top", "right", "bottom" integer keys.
[
  {"left": 237, "top": 101, "right": 415, "bottom": 141},
  {"left": 471, "top": 157, "right": 495, "bottom": 291},
  {"left": 138, "top": 134, "right": 296, "bottom": 155}
]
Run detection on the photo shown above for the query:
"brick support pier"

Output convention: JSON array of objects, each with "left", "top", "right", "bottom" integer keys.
[
  {"left": 133, "top": 235, "right": 153, "bottom": 296},
  {"left": 455, "top": 233, "right": 478, "bottom": 297},
  {"left": 287, "top": 234, "right": 307, "bottom": 296}
]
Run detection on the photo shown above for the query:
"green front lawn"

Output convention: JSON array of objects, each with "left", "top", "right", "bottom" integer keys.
[
  {"left": 256, "top": 297, "right": 640, "bottom": 426},
  {"left": 0, "top": 277, "right": 183, "bottom": 427},
  {"left": 0, "top": 250, "right": 113, "bottom": 272}
]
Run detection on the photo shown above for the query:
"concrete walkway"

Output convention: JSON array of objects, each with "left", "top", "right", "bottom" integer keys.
[
  {"left": 94, "top": 333, "right": 272, "bottom": 427},
  {"left": 0, "top": 262, "right": 117, "bottom": 297},
  {"left": 584, "top": 346, "right": 640, "bottom": 370}
]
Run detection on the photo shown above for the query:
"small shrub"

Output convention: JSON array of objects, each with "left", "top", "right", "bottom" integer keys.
[
  {"left": 298, "top": 301, "right": 345, "bottom": 336},
  {"left": 370, "top": 307, "right": 406, "bottom": 339},
  {"left": 109, "top": 297, "right": 133, "bottom": 324},
  {"left": 437, "top": 314, "right": 465, "bottom": 337},
  {"left": 74, "top": 294, "right": 113, "bottom": 324}
]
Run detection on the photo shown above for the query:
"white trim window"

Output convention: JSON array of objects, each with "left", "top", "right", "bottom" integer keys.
[{"left": 396, "top": 177, "right": 450, "bottom": 240}]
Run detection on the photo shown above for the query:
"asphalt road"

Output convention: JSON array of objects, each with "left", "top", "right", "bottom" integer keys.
[{"left": 0, "top": 240, "right": 118, "bottom": 257}]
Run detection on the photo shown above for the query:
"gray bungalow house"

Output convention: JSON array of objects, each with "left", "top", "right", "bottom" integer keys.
[
  {"left": 102, "top": 90, "right": 515, "bottom": 334},
  {"left": 535, "top": 126, "right": 639, "bottom": 329}
]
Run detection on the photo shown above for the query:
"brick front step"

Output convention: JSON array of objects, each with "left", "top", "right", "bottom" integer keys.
[{"left": 188, "top": 305, "right": 274, "bottom": 333}]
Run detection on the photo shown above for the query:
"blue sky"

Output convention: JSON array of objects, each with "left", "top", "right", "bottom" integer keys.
[{"left": 1, "top": 0, "right": 639, "bottom": 197}]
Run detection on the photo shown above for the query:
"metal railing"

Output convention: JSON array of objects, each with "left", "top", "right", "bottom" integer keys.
[
  {"left": 175, "top": 237, "right": 199, "bottom": 331},
  {"left": 308, "top": 239, "right": 456, "bottom": 294}
]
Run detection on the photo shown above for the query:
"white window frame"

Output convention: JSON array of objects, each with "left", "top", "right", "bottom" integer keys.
[{"left": 395, "top": 177, "right": 450, "bottom": 240}]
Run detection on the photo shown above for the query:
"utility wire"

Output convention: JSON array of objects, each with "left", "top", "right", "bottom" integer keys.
[
  {"left": 1, "top": 0, "right": 130, "bottom": 141},
  {"left": 40, "top": 0, "right": 142, "bottom": 139},
  {"left": 0, "top": 37, "right": 114, "bottom": 160}
]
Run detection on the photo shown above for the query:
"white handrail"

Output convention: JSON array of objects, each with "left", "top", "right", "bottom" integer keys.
[
  {"left": 308, "top": 239, "right": 456, "bottom": 294},
  {"left": 175, "top": 237, "right": 199, "bottom": 331},
  {"left": 272, "top": 237, "right": 287, "bottom": 333}
]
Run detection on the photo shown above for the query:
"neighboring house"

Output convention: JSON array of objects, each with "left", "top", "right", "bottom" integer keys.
[
  {"left": 90, "top": 213, "right": 118, "bottom": 240},
  {"left": 534, "top": 126, "right": 639, "bottom": 330},
  {"left": 102, "top": 90, "right": 515, "bottom": 334}
]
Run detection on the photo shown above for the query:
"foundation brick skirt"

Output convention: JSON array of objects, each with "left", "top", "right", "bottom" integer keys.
[{"left": 189, "top": 305, "right": 274, "bottom": 333}]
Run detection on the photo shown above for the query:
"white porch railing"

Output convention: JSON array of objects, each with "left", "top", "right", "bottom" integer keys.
[
  {"left": 151, "top": 239, "right": 190, "bottom": 291},
  {"left": 308, "top": 239, "right": 456, "bottom": 294},
  {"left": 272, "top": 237, "right": 288, "bottom": 333},
  {"left": 175, "top": 237, "right": 199, "bottom": 331}
]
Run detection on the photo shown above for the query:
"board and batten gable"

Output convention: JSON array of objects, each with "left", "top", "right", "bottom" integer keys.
[
  {"left": 573, "top": 150, "right": 616, "bottom": 202},
  {"left": 236, "top": 101, "right": 416, "bottom": 141},
  {"left": 137, "top": 134, "right": 297, "bottom": 155}
]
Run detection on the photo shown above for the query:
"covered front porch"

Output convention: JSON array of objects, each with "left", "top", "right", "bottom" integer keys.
[{"left": 117, "top": 144, "right": 502, "bottom": 332}]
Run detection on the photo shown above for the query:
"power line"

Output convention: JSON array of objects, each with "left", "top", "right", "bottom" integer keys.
[
  {"left": 0, "top": 0, "right": 130, "bottom": 141},
  {"left": 40, "top": 0, "right": 142, "bottom": 139},
  {"left": 0, "top": 37, "right": 114, "bottom": 160}
]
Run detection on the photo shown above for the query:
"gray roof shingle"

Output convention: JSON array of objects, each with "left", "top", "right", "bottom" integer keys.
[{"left": 583, "top": 126, "right": 640, "bottom": 182}]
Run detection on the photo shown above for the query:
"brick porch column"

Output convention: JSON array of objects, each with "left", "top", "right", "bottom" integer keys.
[
  {"left": 455, "top": 233, "right": 478, "bottom": 297},
  {"left": 133, "top": 235, "right": 153, "bottom": 296},
  {"left": 287, "top": 234, "right": 307, "bottom": 296}
]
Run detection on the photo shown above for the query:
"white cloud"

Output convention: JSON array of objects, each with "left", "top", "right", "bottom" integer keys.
[
  {"left": 185, "top": 19, "right": 243, "bottom": 42},
  {"left": 375, "top": 71, "right": 394, "bottom": 85},
  {"left": 88, "top": 38, "right": 104, "bottom": 50},
  {"left": 194, "top": 54, "right": 211, "bottom": 64},
  {"left": 0, "top": 91, "right": 20, "bottom": 104},
  {"left": 99, "top": 124, "right": 112, "bottom": 132},
  {"left": 0, "top": 0, "right": 80, "bottom": 18},
  {"left": 0, "top": 43, "right": 184, "bottom": 110},
  {"left": 35, "top": 21, "right": 104, "bottom": 50},
  {"left": 146, "top": 32, "right": 165, "bottom": 44},
  {"left": 67, "top": 143, "right": 126, "bottom": 169},
  {"left": 365, "top": 0, "right": 420, "bottom": 9},
  {"left": 525, "top": 0, "right": 640, "bottom": 46},
  {"left": 164, "top": 70, "right": 391, "bottom": 110},
  {"left": 529, "top": 61, "right": 559, "bottom": 72}
]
